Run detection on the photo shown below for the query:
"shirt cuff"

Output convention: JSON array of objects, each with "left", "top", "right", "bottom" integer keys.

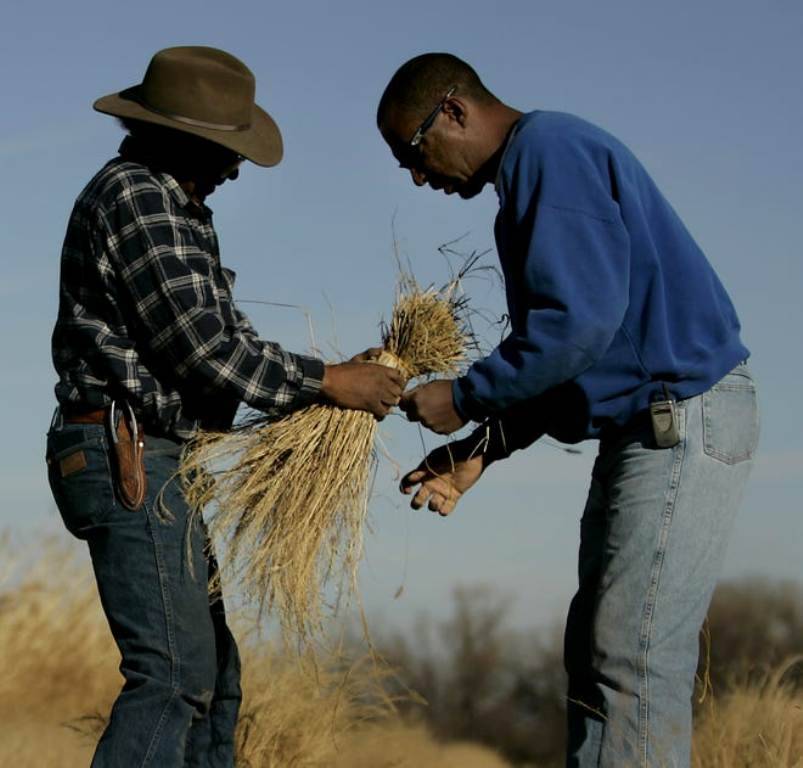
[
  {"left": 292, "top": 354, "right": 326, "bottom": 408},
  {"left": 452, "top": 376, "right": 490, "bottom": 423}
]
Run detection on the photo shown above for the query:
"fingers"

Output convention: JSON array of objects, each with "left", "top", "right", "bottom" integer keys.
[
  {"left": 368, "top": 399, "right": 391, "bottom": 420},
  {"left": 400, "top": 466, "right": 459, "bottom": 516},
  {"left": 378, "top": 390, "right": 402, "bottom": 415},
  {"left": 376, "top": 365, "right": 402, "bottom": 382},
  {"left": 373, "top": 400, "right": 395, "bottom": 419},
  {"left": 363, "top": 346, "right": 383, "bottom": 362},
  {"left": 388, "top": 379, "right": 404, "bottom": 400},
  {"left": 411, "top": 483, "right": 433, "bottom": 510},
  {"left": 400, "top": 468, "right": 427, "bottom": 493},
  {"left": 438, "top": 498, "right": 456, "bottom": 516},
  {"left": 426, "top": 484, "right": 458, "bottom": 515},
  {"left": 387, "top": 369, "right": 405, "bottom": 391},
  {"left": 350, "top": 347, "right": 383, "bottom": 363},
  {"left": 321, "top": 361, "right": 405, "bottom": 416},
  {"left": 397, "top": 381, "right": 462, "bottom": 434},
  {"left": 427, "top": 491, "right": 446, "bottom": 512},
  {"left": 359, "top": 365, "right": 404, "bottom": 418},
  {"left": 368, "top": 364, "right": 404, "bottom": 396},
  {"left": 398, "top": 387, "right": 420, "bottom": 420},
  {"left": 410, "top": 477, "right": 451, "bottom": 510},
  {"left": 417, "top": 485, "right": 456, "bottom": 516},
  {"left": 436, "top": 498, "right": 456, "bottom": 517},
  {"left": 361, "top": 360, "right": 403, "bottom": 383}
]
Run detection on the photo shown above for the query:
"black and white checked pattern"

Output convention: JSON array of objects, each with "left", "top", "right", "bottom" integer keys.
[{"left": 52, "top": 151, "right": 324, "bottom": 440}]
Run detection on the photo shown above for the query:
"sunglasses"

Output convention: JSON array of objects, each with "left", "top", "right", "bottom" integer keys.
[
  {"left": 409, "top": 85, "right": 458, "bottom": 147},
  {"left": 218, "top": 154, "right": 245, "bottom": 183}
]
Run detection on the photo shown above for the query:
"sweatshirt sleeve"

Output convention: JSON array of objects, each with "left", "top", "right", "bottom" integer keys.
[{"left": 453, "top": 126, "right": 631, "bottom": 421}]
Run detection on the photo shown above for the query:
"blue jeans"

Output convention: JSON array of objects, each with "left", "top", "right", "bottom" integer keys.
[
  {"left": 564, "top": 364, "right": 759, "bottom": 767},
  {"left": 46, "top": 419, "right": 241, "bottom": 768}
]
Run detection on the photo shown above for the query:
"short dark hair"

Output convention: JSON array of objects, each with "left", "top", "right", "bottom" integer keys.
[
  {"left": 117, "top": 117, "right": 237, "bottom": 178},
  {"left": 117, "top": 117, "right": 220, "bottom": 154},
  {"left": 377, "top": 53, "right": 496, "bottom": 128}
]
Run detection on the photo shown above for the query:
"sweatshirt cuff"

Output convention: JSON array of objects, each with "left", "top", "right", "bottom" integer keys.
[{"left": 452, "top": 376, "right": 490, "bottom": 423}]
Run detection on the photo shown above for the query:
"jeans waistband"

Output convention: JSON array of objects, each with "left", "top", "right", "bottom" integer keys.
[{"left": 50, "top": 406, "right": 185, "bottom": 452}]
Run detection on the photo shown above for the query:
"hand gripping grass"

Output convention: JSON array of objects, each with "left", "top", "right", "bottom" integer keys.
[{"left": 179, "top": 274, "right": 470, "bottom": 641}]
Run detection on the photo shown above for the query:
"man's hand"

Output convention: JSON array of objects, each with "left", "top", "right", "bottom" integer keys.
[
  {"left": 321, "top": 359, "right": 404, "bottom": 419},
  {"left": 348, "top": 347, "right": 383, "bottom": 363},
  {"left": 399, "top": 379, "right": 467, "bottom": 435},
  {"left": 400, "top": 441, "right": 485, "bottom": 516}
]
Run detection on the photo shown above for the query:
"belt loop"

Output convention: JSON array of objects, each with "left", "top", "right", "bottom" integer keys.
[{"left": 49, "top": 406, "right": 64, "bottom": 431}]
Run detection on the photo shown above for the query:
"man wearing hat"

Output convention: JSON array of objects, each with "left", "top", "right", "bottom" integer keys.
[
  {"left": 378, "top": 53, "right": 758, "bottom": 767},
  {"left": 47, "top": 46, "right": 403, "bottom": 767}
]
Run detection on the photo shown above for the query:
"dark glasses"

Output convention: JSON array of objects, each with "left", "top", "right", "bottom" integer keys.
[{"left": 409, "top": 85, "right": 457, "bottom": 147}]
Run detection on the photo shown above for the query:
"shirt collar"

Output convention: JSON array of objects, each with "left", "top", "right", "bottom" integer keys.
[
  {"left": 156, "top": 173, "right": 213, "bottom": 218},
  {"left": 118, "top": 135, "right": 213, "bottom": 218},
  {"left": 494, "top": 118, "right": 523, "bottom": 195}
]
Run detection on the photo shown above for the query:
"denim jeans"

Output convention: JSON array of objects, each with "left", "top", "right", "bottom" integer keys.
[
  {"left": 564, "top": 364, "right": 759, "bottom": 767},
  {"left": 46, "top": 418, "right": 241, "bottom": 768}
]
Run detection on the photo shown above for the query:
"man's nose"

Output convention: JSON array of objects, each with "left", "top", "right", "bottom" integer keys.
[{"left": 410, "top": 168, "right": 427, "bottom": 186}]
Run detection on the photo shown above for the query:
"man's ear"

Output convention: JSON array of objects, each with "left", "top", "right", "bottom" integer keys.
[{"left": 442, "top": 97, "right": 468, "bottom": 128}]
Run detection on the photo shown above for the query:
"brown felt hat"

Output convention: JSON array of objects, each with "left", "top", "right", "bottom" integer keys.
[{"left": 93, "top": 46, "right": 283, "bottom": 167}]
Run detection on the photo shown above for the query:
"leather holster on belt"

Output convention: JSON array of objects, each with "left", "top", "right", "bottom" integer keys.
[{"left": 109, "top": 406, "right": 147, "bottom": 511}]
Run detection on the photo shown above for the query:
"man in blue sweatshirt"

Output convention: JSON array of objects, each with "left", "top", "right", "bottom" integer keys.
[{"left": 378, "top": 53, "right": 759, "bottom": 767}]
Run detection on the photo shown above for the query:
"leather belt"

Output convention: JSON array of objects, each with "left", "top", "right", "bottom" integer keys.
[{"left": 62, "top": 407, "right": 107, "bottom": 425}]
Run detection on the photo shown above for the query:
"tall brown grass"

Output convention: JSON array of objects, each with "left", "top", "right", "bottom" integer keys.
[
  {"left": 2, "top": 537, "right": 801, "bottom": 767},
  {"left": 0, "top": 536, "right": 508, "bottom": 767},
  {"left": 692, "top": 659, "right": 803, "bottom": 768}
]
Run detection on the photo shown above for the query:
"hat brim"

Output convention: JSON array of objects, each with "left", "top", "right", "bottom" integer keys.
[{"left": 93, "top": 86, "right": 283, "bottom": 167}]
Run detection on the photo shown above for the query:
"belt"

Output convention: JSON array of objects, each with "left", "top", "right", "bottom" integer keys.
[
  {"left": 62, "top": 407, "right": 107, "bottom": 425},
  {"left": 62, "top": 405, "right": 144, "bottom": 432},
  {"left": 60, "top": 402, "right": 146, "bottom": 443},
  {"left": 60, "top": 405, "right": 181, "bottom": 444}
]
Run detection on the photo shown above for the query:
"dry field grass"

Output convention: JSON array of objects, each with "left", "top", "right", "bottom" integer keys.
[
  {"left": 0, "top": 538, "right": 509, "bottom": 768},
  {"left": 691, "top": 661, "right": 803, "bottom": 768},
  {"left": 1, "top": 538, "right": 801, "bottom": 767}
]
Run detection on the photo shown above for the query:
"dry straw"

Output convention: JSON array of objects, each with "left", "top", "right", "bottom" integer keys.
[
  {"left": 0, "top": 537, "right": 513, "bottom": 768},
  {"left": 179, "top": 273, "right": 471, "bottom": 641}
]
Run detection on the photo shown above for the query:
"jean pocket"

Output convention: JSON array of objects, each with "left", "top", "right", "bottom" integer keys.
[
  {"left": 46, "top": 427, "right": 117, "bottom": 537},
  {"left": 701, "top": 379, "right": 759, "bottom": 465}
]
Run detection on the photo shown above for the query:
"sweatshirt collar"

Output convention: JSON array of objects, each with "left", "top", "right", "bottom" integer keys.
[{"left": 494, "top": 118, "right": 524, "bottom": 194}]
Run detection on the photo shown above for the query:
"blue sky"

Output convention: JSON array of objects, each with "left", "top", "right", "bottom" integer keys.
[{"left": 1, "top": 1, "right": 801, "bottom": 631}]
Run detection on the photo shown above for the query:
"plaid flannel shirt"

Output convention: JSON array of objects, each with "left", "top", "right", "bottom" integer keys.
[{"left": 52, "top": 148, "right": 325, "bottom": 440}]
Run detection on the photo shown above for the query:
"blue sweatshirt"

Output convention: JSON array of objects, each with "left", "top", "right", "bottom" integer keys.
[{"left": 452, "top": 111, "right": 749, "bottom": 442}]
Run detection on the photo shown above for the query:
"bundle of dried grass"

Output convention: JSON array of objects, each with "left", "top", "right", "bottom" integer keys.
[{"left": 180, "top": 274, "right": 470, "bottom": 640}]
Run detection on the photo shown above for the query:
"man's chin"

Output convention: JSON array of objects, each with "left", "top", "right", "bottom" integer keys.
[
  {"left": 457, "top": 184, "right": 483, "bottom": 200},
  {"left": 434, "top": 177, "right": 484, "bottom": 199},
  {"left": 196, "top": 178, "right": 223, "bottom": 201}
]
